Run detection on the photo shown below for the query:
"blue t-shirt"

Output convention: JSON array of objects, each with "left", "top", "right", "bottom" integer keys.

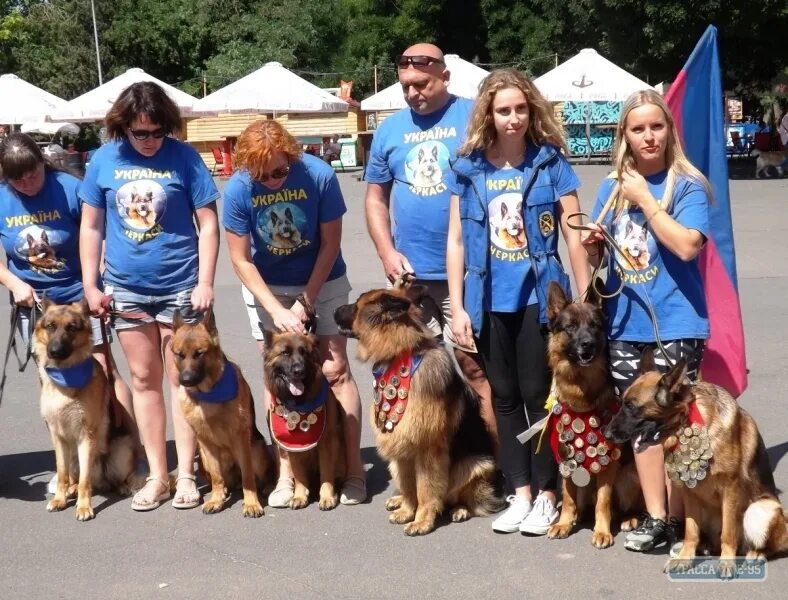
[
  {"left": 222, "top": 153, "right": 347, "bottom": 286},
  {"left": 365, "top": 95, "right": 473, "bottom": 280},
  {"left": 0, "top": 170, "right": 85, "bottom": 303},
  {"left": 591, "top": 171, "right": 710, "bottom": 341},
  {"left": 79, "top": 137, "right": 219, "bottom": 295}
]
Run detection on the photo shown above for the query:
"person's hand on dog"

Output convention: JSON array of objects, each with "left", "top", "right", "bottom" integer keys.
[
  {"left": 289, "top": 299, "right": 310, "bottom": 326},
  {"left": 451, "top": 309, "right": 474, "bottom": 349},
  {"left": 191, "top": 282, "right": 214, "bottom": 312},
  {"left": 383, "top": 250, "right": 414, "bottom": 283},
  {"left": 620, "top": 168, "right": 653, "bottom": 208},
  {"left": 84, "top": 286, "right": 109, "bottom": 317},
  {"left": 272, "top": 304, "right": 305, "bottom": 334},
  {"left": 10, "top": 280, "right": 38, "bottom": 308}
]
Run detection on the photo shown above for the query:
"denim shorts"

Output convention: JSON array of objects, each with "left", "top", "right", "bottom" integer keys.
[
  {"left": 17, "top": 305, "right": 109, "bottom": 347},
  {"left": 105, "top": 284, "right": 200, "bottom": 331}
]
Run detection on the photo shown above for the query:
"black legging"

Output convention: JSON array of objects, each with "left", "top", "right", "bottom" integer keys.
[{"left": 478, "top": 305, "right": 557, "bottom": 491}]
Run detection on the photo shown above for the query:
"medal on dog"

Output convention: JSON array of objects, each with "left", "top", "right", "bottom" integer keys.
[
  {"left": 371, "top": 352, "right": 423, "bottom": 433},
  {"left": 666, "top": 401, "right": 712, "bottom": 488},
  {"left": 270, "top": 378, "right": 329, "bottom": 452}
]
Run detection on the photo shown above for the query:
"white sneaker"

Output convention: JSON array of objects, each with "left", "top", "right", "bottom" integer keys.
[
  {"left": 47, "top": 474, "right": 58, "bottom": 495},
  {"left": 519, "top": 495, "right": 558, "bottom": 535},
  {"left": 491, "top": 495, "right": 532, "bottom": 533}
]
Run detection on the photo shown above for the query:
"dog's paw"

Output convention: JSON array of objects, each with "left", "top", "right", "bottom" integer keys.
[
  {"left": 318, "top": 494, "right": 339, "bottom": 511},
  {"left": 404, "top": 519, "right": 435, "bottom": 536},
  {"left": 289, "top": 495, "right": 309, "bottom": 510},
  {"left": 664, "top": 555, "right": 696, "bottom": 574},
  {"left": 718, "top": 558, "right": 737, "bottom": 580},
  {"left": 620, "top": 516, "right": 639, "bottom": 532},
  {"left": 547, "top": 522, "right": 573, "bottom": 539},
  {"left": 591, "top": 530, "right": 614, "bottom": 549},
  {"left": 75, "top": 504, "right": 95, "bottom": 521},
  {"left": 745, "top": 550, "right": 766, "bottom": 563},
  {"left": 385, "top": 494, "right": 403, "bottom": 511},
  {"left": 242, "top": 501, "right": 265, "bottom": 518},
  {"left": 47, "top": 497, "right": 68, "bottom": 512},
  {"left": 450, "top": 506, "right": 471, "bottom": 522},
  {"left": 389, "top": 507, "right": 415, "bottom": 524},
  {"left": 202, "top": 499, "right": 225, "bottom": 514}
]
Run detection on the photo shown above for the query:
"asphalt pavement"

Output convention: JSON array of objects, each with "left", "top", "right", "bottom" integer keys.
[{"left": 1, "top": 161, "right": 787, "bottom": 599}]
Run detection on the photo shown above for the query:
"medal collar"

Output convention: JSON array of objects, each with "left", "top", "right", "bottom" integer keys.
[
  {"left": 189, "top": 358, "right": 239, "bottom": 404},
  {"left": 372, "top": 352, "right": 423, "bottom": 432},
  {"left": 45, "top": 358, "right": 94, "bottom": 389}
]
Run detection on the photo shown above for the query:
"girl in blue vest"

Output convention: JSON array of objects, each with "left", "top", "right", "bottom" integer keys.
[
  {"left": 582, "top": 90, "right": 711, "bottom": 552},
  {"left": 80, "top": 82, "right": 220, "bottom": 511},
  {"left": 0, "top": 134, "right": 136, "bottom": 480},
  {"left": 447, "top": 69, "right": 590, "bottom": 535}
]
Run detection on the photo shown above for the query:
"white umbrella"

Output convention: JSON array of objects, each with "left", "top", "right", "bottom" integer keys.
[
  {"left": 49, "top": 68, "right": 200, "bottom": 122},
  {"left": 360, "top": 55, "right": 489, "bottom": 111},
  {"left": 0, "top": 74, "right": 66, "bottom": 124},
  {"left": 192, "top": 62, "right": 349, "bottom": 114},
  {"left": 534, "top": 49, "right": 653, "bottom": 102},
  {"left": 21, "top": 121, "right": 80, "bottom": 136}
]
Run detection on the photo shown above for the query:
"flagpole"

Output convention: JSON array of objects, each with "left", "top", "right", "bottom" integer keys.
[{"left": 90, "top": 0, "right": 103, "bottom": 85}]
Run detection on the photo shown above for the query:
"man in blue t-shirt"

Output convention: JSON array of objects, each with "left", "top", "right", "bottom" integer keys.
[{"left": 364, "top": 42, "right": 496, "bottom": 444}]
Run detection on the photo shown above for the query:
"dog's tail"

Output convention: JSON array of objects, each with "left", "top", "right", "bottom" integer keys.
[
  {"left": 448, "top": 456, "right": 507, "bottom": 516},
  {"left": 743, "top": 495, "right": 788, "bottom": 556}
]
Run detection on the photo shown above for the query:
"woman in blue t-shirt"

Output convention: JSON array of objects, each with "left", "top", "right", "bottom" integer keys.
[
  {"left": 80, "top": 82, "right": 220, "bottom": 512},
  {"left": 0, "top": 133, "right": 135, "bottom": 449},
  {"left": 582, "top": 89, "right": 711, "bottom": 552},
  {"left": 223, "top": 120, "right": 365, "bottom": 507},
  {"left": 447, "top": 69, "right": 590, "bottom": 535}
]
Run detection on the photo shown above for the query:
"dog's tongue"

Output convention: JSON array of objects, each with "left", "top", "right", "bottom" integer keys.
[{"left": 288, "top": 380, "right": 305, "bottom": 396}]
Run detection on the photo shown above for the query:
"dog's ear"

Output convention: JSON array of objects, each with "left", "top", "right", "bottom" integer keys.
[
  {"left": 625, "top": 220, "right": 634, "bottom": 235},
  {"left": 41, "top": 230, "right": 49, "bottom": 244},
  {"left": 655, "top": 359, "right": 688, "bottom": 407},
  {"left": 585, "top": 279, "right": 603, "bottom": 307},
  {"left": 285, "top": 207, "right": 294, "bottom": 221},
  {"left": 201, "top": 306, "right": 217, "bottom": 336},
  {"left": 262, "top": 327, "right": 275, "bottom": 351},
  {"left": 380, "top": 292, "right": 412, "bottom": 318},
  {"left": 547, "top": 281, "right": 569, "bottom": 324},
  {"left": 500, "top": 202, "right": 508, "bottom": 218},
  {"left": 640, "top": 347, "right": 656, "bottom": 374},
  {"left": 270, "top": 211, "right": 279, "bottom": 225},
  {"left": 402, "top": 284, "right": 428, "bottom": 305},
  {"left": 26, "top": 233, "right": 34, "bottom": 246},
  {"left": 78, "top": 297, "right": 90, "bottom": 318},
  {"left": 41, "top": 296, "right": 53, "bottom": 313},
  {"left": 172, "top": 309, "right": 185, "bottom": 331}
]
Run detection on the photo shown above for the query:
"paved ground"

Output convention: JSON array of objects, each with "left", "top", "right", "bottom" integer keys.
[{"left": 1, "top": 160, "right": 787, "bottom": 599}]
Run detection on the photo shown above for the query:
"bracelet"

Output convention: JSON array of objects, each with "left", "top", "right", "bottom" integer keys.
[{"left": 646, "top": 208, "right": 666, "bottom": 222}]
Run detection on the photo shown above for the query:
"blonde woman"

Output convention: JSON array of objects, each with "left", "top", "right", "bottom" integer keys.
[
  {"left": 582, "top": 90, "right": 711, "bottom": 552},
  {"left": 447, "top": 69, "right": 590, "bottom": 535}
]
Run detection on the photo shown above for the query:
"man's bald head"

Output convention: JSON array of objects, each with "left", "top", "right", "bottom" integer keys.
[{"left": 397, "top": 43, "right": 451, "bottom": 115}]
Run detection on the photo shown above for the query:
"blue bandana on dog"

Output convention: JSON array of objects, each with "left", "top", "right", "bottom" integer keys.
[
  {"left": 189, "top": 359, "right": 239, "bottom": 404},
  {"left": 45, "top": 359, "right": 95, "bottom": 388}
]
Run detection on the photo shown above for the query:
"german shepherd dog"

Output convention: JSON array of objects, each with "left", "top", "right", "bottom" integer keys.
[
  {"left": 171, "top": 310, "right": 273, "bottom": 517},
  {"left": 605, "top": 350, "right": 788, "bottom": 576},
  {"left": 26, "top": 231, "right": 60, "bottom": 270},
  {"left": 263, "top": 330, "right": 346, "bottom": 510},
  {"left": 334, "top": 285, "right": 503, "bottom": 535},
  {"left": 495, "top": 199, "right": 526, "bottom": 249},
  {"left": 545, "top": 283, "right": 643, "bottom": 548},
  {"left": 127, "top": 188, "right": 157, "bottom": 229},
  {"left": 33, "top": 299, "right": 139, "bottom": 521},
  {"left": 267, "top": 207, "right": 302, "bottom": 249}
]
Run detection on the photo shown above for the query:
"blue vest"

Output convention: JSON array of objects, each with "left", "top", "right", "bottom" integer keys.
[{"left": 451, "top": 145, "right": 571, "bottom": 334}]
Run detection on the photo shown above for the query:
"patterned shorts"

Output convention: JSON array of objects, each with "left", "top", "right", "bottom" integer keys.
[{"left": 608, "top": 338, "right": 706, "bottom": 396}]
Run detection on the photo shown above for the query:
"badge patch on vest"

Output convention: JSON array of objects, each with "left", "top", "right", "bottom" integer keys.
[
  {"left": 270, "top": 378, "right": 329, "bottom": 452},
  {"left": 539, "top": 211, "right": 555, "bottom": 236}
]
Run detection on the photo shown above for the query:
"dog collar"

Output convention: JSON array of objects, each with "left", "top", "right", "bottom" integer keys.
[
  {"left": 189, "top": 359, "right": 239, "bottom": 404},
  {"left": 44, "top": 358, "right": 94, "bottom": 389},
  {"left": 665, "top": 401, "right": 712, "bottom": 488},
  {"left": 270, "top": 378, "right": 329, "bottom": 452},
  {"left": 371, "top": 352, "right": 424, "bottom": 433},
  {"left": 548, "top": 400, "right": 621, "bottom": 487}
]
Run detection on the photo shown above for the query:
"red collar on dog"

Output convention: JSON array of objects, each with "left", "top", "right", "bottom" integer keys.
[
  {"left": 269, "top": 379, "right": 328, "bottom": 452},
  {"left": 665, "top": 401, "right": 706, "bottom": 450},
  {"left": 548, "top": 400, "right": 621, "bottom": 484},
  {"left": 372, "top": 352, "right": 423, "bottom": 432}
]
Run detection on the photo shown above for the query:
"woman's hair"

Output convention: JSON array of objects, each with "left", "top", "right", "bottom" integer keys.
[
  {"left": 0, "top": 133, "right": 69, "bottom": 180},
  {"left": 459, "top": 68, "right": 567, "bottom": 156},
  {"left": 234, "top": 120, "right": 302, "bottom": 181},
  {"left": 104, "top": 81, "right": 182, "bottom": 139},
  {"left": 601, "top": 89, "right": 713, "bottom": 219}
]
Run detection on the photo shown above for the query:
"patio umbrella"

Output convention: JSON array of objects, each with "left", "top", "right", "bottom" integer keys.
[{"left": 0, "top": 74, "right": 66, "bottom": 124}]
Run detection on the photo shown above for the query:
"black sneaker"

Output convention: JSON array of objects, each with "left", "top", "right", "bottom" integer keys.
[{"left": 624, "top": 515, "right": 673, "bottom": 552}]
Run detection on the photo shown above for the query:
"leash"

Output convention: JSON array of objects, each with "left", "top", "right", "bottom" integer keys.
[
  {"left": 566, "top": 211, "right": 672, "bottom": 366},
  {"left": 0, "top": 300, "right": 39, "bottom": 406},
  {"left": 98, "top": 317, "right": 125, "bottom": 430}
]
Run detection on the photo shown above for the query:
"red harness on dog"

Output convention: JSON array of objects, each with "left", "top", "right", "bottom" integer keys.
[
  {"left": 548, "top": 400, "right": 621, "bottom": 484},
  {"left": 372, "top": 352, "right": 423, "bottom": 433},
  {"left": 270, "top": 378, "right": 329, "bottom": 452}
]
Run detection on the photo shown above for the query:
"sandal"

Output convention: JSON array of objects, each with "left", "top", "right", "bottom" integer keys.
[
  {"left": 340, "top": 475, "right": 367, "bottom": 505},
  {"left": 171, "top": 474, "right": 201, "bottom": 510},
  {"left": 131, "top": 476, "right": 171, "bottom": 512},
  {"left": 267, "top": 477, "right": 294, "bottom": 508}
]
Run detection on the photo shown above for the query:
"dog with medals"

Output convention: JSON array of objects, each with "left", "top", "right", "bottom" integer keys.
[
  {"left": 172, "top": 309, "right": 273, "bottom": 517},
  {"left": 544, "top": 282, "right": 643, "bottom": 548},
  {"left": 334, "top": 280, "right": 503, "bottom": 536},
  {"left": 605, "top": 348, "right": 788, "bottom": 577}
]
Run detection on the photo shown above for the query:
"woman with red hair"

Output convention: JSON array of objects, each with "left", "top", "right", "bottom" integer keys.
[{"left": 223, "top": 120, "right": 365, "bottom": 507}]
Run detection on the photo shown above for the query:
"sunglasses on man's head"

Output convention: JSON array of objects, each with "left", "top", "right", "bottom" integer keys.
[
  {"left": 396, "top": 55, "right": 445, "bottom": 68},
  {"left": 260, "top": 164, "right": 290, "bottom": 182},
  {"left": 128, "top": 127, "right": 168, "bottom": 141}
]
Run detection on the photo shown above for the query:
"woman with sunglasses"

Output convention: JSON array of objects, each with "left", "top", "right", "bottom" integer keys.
[
  {"left": 80, "top": 81, "right": 220, "bottom": 512},
  {"left": 223, "top": 119, "right": 366, "bottom": 507}
]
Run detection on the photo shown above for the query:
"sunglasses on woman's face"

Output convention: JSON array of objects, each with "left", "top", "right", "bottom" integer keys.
[
  {"left": 128, "top": 127, "right": 168, "bottom": 141},
  {"left": 260, "top": 164, "right": 290, "bottom": 182},
  {"left": 396, "top": 55, "right": 445, "bottom": 69}
]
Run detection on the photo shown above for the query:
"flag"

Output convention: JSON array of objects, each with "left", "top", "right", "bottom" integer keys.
[{"left": 665, "top": 25, "right": 747, "bottom": 397}]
